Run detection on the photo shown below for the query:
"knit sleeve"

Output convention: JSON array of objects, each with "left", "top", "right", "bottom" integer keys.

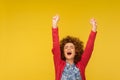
[
  {"left": 80, "top": 31, "right": 97, "bottom": 67},
  {"left": 52, "top": 27, "right": 61, "bottom": 69}
]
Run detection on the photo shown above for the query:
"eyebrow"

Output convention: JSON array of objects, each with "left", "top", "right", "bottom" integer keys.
[{"left": 64, "top": 45, "right": 74, "bottom": 48}]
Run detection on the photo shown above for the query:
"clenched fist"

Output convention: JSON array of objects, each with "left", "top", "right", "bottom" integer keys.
[
  {"left": 52, "top": 15, "right": 60, "bottom": 28},
  {"left": 90, "top": 18, "right": 97, "bottom": 32}
]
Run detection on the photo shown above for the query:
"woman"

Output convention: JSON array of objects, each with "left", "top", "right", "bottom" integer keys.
[{"left": 52, "top": 15, "right": 97, "bottom": 80}]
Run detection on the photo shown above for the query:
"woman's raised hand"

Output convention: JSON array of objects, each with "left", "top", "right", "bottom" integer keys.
[
  {"left": 52, "top": 15, "right": 60, "bottom": 28},
  {"left": 90, "top": 18, "right": 97, "bottom": 32}
]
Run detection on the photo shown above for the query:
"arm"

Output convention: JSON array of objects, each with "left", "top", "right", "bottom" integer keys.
[
  {"left": 52, "top": 15, "right": 60, "bottom": 53},
  {"left": 52, "top": 15, "right": 61, "bottom": 67},
  {"left": 80, "top": 18, "right": 97, "bottom": 67}
]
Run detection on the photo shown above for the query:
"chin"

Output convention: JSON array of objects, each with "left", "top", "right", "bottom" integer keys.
[{"left": 66, "top": 56, "right": 74, "bottom": 60}]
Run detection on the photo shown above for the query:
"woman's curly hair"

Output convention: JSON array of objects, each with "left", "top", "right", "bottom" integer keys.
[{"left": 60, "top": 36, "right": 84, "bottom": 64}]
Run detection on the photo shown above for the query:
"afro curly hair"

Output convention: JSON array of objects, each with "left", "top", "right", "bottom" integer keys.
[{"left": 60, "top": 36, "right": 84, "bottom": 64}]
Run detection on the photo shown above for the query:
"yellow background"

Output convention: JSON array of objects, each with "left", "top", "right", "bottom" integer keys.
[{"left": 0, "top": 0, "right": 120, "bottom": 80}]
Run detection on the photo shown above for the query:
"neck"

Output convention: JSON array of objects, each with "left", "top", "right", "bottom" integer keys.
[{"left": 66, "top": 59, "right": 74, "bottom": 65}]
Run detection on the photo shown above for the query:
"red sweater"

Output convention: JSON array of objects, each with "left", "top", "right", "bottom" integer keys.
[{"left": 52, "top": 28, "right": 97, "bottom": 80}]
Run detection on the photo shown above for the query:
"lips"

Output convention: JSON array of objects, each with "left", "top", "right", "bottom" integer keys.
[{"left": 67, "top": 52, "right": 72, "bottom": 55}]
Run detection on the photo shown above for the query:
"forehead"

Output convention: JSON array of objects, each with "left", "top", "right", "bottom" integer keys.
[{"left": 64, "top": 43, "right": 74, "bottom": 46}]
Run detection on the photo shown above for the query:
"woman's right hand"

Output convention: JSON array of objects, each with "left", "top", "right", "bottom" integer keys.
[
  {"left": 90, "top": 18, "right": 97, "bottom": 32},
  {"left": 52, "top": 15, "right": 60, "bottom": 28}
]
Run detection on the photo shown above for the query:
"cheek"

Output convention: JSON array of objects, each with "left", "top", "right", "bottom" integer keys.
[
  {"left": 72, "top": 48, "right": 75, "bottom": 53},
  {"left": 74, "top": 50, "right": 76, "bottom": 55},
  {"left": 63, "top": 48, "right": 66, "bottom": 52},
  {"left": 64, "top": 49, "right": 67, "bottom": 53}
]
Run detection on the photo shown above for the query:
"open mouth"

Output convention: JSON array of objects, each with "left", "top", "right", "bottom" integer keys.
[{"left": 67, "top": 52, "right": 72, "bottom": 55}]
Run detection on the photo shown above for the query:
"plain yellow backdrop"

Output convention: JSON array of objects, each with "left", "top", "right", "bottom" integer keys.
[{"left": 0, "top": 0, "right": 120, "bottom": 80}]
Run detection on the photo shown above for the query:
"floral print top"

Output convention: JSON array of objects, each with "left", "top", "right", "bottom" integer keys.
[{"left": 61, "top": 62, "right": 82, "bottom": 80}]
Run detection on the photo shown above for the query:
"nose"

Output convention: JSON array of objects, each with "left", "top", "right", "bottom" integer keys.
[{"left": 67, "top": 47, "right": 71, "bottom": 50}]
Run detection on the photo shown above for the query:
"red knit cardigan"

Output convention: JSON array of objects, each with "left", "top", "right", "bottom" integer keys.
[{"left": 52, "top": 28, "right": 97, "bottom": 80}]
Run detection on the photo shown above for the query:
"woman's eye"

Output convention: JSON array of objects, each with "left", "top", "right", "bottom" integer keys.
[
  {"left": 64, "top": 46, "right": 68, "bottom": 49},
  {"left": 70, "top": 46, "right": 74, "bottom": 49}
]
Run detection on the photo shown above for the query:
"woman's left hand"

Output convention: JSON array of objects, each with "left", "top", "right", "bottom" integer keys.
[{"left": 90, "top": 18, "right": 97, "bottom": 32}]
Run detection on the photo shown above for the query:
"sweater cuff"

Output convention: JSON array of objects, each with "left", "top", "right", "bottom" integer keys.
[{"left": 91, "top": 30, "right": 97, "bottom": 37}]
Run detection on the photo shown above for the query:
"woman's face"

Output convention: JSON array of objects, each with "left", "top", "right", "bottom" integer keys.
[{"left": 64, "top": 43, "right": 76, "bottom": 60}]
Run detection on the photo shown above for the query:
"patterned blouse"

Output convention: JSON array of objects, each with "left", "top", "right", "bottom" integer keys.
[{"left": 61, "top": 62, "right": 82, "bottom": 80}]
